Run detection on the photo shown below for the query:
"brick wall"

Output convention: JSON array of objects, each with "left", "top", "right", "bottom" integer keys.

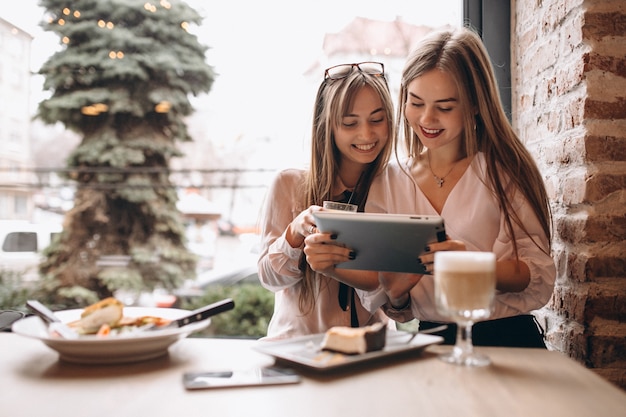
[{"left": 511, "top": 0, "right": 626, "bottom": 389}]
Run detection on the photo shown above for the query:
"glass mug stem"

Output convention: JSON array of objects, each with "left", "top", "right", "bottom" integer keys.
[
  {"left": 434, "top": 251, "right": 496, "bottom": 367},
  {"left": 445, "top": 321, "right": 489, "bottom": 366},
  {"left": 457, "top": 321, "right": 473, "bottom": 357}
]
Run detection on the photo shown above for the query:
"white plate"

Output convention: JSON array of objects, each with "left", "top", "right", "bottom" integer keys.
[
  {"left": 12, "top": 307, "right": 211, "bottom": 365},
  {"left": 253, "top": 330, "right": 443, "bottom": 371}
]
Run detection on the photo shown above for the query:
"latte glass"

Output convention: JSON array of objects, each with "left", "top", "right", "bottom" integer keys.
[{"left": 434, "top": 251, "right": 496, "bottom": 366}]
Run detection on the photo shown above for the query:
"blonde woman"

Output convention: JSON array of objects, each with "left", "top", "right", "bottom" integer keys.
[
  {"left": 367, "top": 27, "right": 555, "bottom": 347},
  {"left": 258, "top": 63, "right": 395, "bottom": 339}
]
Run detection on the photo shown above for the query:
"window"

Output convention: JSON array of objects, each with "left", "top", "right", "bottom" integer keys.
[
  {"left": 463, "top": 0, "right": 511, "bottom": 119},
  {"left": 2, "top": 232, "right": 38, "bottom": 252},
  {"left": 0, "top": 194, "right": 8, "bottom": 218},
  {"left": 14, "top": 195, "right": 28, "bottom": 215},
  {"left": 9, "top": 66, "right": 25, "bottom": 89},
  {"left": 6, "top": 31, "right": 25, "bottom": 60}
]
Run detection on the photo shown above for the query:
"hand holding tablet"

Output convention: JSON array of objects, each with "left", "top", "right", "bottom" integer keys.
[{"left": 312, "top": 212, "right": 446, "bottom": 274}]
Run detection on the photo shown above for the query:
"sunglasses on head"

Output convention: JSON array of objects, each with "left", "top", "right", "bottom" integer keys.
[{"left": 324, "top": 62, "right": 385, "bottom": 80}]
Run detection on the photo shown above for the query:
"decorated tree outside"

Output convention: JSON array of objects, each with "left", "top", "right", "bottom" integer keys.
[{"left": 36, "top": 0, "right": 215, "bottom": 306}]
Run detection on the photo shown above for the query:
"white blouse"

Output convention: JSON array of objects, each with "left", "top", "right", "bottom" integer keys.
[
  {"left": 362, "top": 153, "right": 556, "bottom": 322},
  {"left": 257, "top": 168, "right": 387, "bottom": 339}
]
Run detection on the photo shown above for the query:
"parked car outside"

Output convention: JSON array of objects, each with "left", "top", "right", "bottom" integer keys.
[{"left": 0, "top": 220, "right": 62, "bottom": 282}]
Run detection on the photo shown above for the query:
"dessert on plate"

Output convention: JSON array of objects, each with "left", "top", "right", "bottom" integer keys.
[{"left": 320, "top": 322, "right": 386, "bottom": 354}]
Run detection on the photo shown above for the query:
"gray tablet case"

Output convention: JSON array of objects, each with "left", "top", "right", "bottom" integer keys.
[{"left": 313, "top": 212, "right": 446, "bottom": 274}]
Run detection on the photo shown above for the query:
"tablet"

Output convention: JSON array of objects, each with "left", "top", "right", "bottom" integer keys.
[{"left": 313, "top": 212, "right": 446, "bottom": 274}]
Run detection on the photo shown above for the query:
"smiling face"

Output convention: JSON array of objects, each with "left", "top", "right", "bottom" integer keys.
[
  {"left": 404, "top": 69, "right": 465, "bottom": 151},
  {"left": 333, "top": 85, "right": 389, "bottom": 169}
]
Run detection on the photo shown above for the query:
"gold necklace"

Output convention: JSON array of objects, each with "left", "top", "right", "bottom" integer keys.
[{"left": 427, "top": 151, "right": 459, "bottom": 188}]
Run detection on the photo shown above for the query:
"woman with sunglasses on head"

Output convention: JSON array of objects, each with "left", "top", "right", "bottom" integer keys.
[
  {"left": 363, "top": 27, "right": 555, "bottom": 347},
  {"left": 257, "top": 62, "right": 395, "bottom": 339}
]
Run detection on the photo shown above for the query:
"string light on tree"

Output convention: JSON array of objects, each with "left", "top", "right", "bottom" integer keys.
[
  {"left": 35, "top": 0, "right": 216, "bottom": 308},
  {"left": 97, "top": 20, "right": 114, "bottom": 29}
]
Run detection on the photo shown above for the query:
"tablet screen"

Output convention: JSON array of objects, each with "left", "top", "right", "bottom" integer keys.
[{"left": 313, "top": 212, "right": 446, "bottom": 274}]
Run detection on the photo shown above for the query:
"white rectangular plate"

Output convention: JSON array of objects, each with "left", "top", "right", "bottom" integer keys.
[{"left": 253, "top": 330, "right": 443, "bottom": 371}]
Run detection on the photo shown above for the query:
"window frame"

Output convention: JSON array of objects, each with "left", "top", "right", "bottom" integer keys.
[{"left": 463, "top": 0, "right": 512, "bottom": 119}]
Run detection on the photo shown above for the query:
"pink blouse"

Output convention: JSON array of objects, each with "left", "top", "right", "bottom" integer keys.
[
  {"left": 363, "top": 153, "right": 556, "bottom": 322},
  {"left": 257, "top": 168, "right": 387, "bottom": 339}
]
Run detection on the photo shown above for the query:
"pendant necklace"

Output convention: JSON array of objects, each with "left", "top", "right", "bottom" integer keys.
[{"left": 427, "top": 151, "right": 459, "bottom": 188}]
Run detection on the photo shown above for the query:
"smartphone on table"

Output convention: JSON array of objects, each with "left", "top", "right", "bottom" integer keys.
[{"left": 183, "top": 366, "right": 300, "bottom": 390}]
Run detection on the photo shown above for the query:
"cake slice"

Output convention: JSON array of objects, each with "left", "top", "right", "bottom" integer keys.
[{"left": 320, "top": 322, "right": 386, "bottom": 354}]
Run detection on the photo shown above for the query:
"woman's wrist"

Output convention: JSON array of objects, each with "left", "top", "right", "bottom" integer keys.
[
  {"left": 390, "top": 295, "right": 411, "bottom": 310},
  {"left": 285, "top": 223, "right": 305, "bottom": 248}
]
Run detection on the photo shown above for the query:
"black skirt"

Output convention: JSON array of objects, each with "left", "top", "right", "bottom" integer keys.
[{"left": 418, "top": 314, "right": 546, "bottom": 348}]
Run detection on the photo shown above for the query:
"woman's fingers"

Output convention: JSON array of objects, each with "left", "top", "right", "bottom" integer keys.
[
  {"left": 418, "top": 239, "right": 467, "bottom": 273},
  {"left": 303, "top": 232, "right": 353, "bottom": 273},
  {"left": 293, "top": 205, "right": 323, "bottom": 238}
]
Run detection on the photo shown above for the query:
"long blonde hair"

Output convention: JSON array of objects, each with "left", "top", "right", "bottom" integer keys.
[
  {"left": 298, "top": 68, "right": 395, "bottom": 313},
  {"left": 398, "top": 27, "right": 552, "bottom": 257}
]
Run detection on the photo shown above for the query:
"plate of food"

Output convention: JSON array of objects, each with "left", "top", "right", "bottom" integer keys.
[
  {"left": 12, "top": 297, "right": 234, "bottom": 365},
  {"left": 253, "top": 323, "right": 443, "bottom": 371}
]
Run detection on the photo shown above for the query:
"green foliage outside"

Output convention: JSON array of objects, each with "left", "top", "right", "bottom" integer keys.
[
  {"left": 2, "top": 266, "right": 274, "bottom": 338},
  {"left": 0, "top": 270, "right": 33, "bottom": 313},
  {"left": 396, "top": 319, "right": 420, "bottom": 333},
  {"left": 181, "top": 283, "right": 275, "bottom": 339},
  {"left": 3, "top": 266, "right": 413, "bottom": 338}
]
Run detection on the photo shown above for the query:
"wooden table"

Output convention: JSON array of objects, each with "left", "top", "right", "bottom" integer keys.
[{"left": 1, "top": 332, "right": 625, "bottom": 417}]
